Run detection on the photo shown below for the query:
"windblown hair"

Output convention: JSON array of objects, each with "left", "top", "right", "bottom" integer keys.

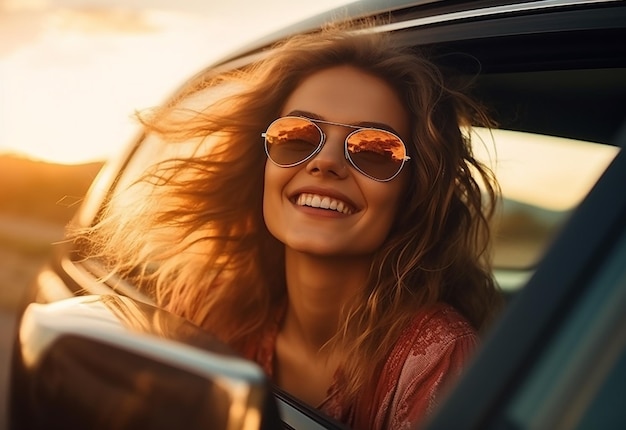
[{"left": 75, "top": 23, "right": 502, "bottom": 399}]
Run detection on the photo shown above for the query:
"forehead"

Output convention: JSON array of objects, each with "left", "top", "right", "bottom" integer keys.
[{"left": 280, "top": 65, "right": 410, "bottom": 140}]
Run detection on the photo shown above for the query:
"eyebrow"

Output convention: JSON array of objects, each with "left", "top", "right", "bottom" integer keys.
[{"left": 285, "top": 110, "right": 401, "bottom": 136}]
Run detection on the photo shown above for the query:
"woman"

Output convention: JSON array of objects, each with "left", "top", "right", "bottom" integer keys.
[{"left": 80, "top": 23, "right": 502, "bottom": 429}]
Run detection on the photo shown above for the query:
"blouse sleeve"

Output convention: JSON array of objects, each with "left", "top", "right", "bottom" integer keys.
[
  {"left": 359, "top": 305, "right": 479, "bottom": 430},
  {"left": 389, "top": 330, "right": 478, "bottom": 429}
]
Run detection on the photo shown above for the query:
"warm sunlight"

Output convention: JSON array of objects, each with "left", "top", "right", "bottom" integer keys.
[{"left": 0, "top": 0, "right": 352, "bottom": 165}]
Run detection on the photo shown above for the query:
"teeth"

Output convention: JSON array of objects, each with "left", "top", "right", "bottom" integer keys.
[{"left": 296, "top": 193, "right": 353, "bottom": 214}]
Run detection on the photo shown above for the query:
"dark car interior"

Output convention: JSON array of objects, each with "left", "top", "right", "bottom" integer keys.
[{"left": 396, "top": 3, "right": 626, "bottom": 145}]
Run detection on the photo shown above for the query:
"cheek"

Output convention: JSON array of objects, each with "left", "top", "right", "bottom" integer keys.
[
  {"left": 355, "top": 191, "right": 404, "bottom": 254},
  {"left": 366, "top": 175, "right": 408, "bottom": 233},
  {"left": 376, "top": 192, "right": 403, "bottom": 227}
]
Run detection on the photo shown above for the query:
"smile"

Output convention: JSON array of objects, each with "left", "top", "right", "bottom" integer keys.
[{"left": 294, "top": 193, "right": 354, "bottom": 215}]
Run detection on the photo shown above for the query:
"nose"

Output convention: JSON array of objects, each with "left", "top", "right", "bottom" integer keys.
[{"left": 305, "top": 128, "right": 349, "bottom": 179}]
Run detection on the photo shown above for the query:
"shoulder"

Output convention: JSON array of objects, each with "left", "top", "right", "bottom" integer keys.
[
  {"left": 381, "top": 303, "right": 478, "bottom": 385},
  {"left": 390, "top": 303, "right": 478, "bottom": 386},
  {"left": 400, "top": 302, "right": 478, "bottom": 356},
  {"left": 373, "top": 303, "right": 478, "bottom": 429}
]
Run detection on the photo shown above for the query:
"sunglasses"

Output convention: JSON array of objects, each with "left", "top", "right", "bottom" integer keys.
[{"left": 261, "top": 116, "right": 410, "bottom": 182}]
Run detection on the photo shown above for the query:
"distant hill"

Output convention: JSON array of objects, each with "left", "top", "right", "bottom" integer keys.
[{"left": 0, "top": 154, "right": 104, "bottom": 225}]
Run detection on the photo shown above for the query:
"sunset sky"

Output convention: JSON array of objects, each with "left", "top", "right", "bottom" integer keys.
[{"left": 0, "top": 0, "right": 352, "bottom": 164}]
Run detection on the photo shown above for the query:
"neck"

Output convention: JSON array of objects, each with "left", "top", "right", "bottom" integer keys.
[{"left": 281, "top": 249, "right": 371, "bottom": 353}]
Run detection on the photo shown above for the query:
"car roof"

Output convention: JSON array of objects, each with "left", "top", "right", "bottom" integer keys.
[{"left": 214, "top": 0, "right": 621, "bottom": 65}]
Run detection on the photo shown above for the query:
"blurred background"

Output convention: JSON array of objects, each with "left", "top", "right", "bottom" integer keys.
[{"left": 0, "top": 0, "right": 350, "bottom": 309}]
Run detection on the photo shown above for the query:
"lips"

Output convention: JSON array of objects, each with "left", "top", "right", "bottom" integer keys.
[{"left": 294, "top": 193, "right": 355, "bottom": 215}]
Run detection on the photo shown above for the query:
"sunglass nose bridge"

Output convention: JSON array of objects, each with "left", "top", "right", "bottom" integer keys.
[{"left": 308, "top": 127, "right": 351, "bottom": 168}]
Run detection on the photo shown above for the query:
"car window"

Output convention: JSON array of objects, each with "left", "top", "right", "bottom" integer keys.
[{"left": 470, "top": 128, "right": 620, "bottom": 292}]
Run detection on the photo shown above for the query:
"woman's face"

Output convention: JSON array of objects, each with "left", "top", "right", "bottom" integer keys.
[{"left": 263, "top": 65, "right": 410, "bottom": 257}]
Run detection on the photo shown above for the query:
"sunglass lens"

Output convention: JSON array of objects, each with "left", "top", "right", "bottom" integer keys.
[
  {"left": 264, "top": 117, "right": 321, "bottom": 166},
  {"left": 346, "top": 129, "right": 406, "bottom": 180}
]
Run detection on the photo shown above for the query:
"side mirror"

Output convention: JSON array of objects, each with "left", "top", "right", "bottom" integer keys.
[{"left": 10, "top": 295, "right": 280, "bottom": 430}]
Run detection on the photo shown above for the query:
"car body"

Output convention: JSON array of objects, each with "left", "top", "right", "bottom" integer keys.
[{"left": 3, "top": 0, "right": 626, "bottom": 428}]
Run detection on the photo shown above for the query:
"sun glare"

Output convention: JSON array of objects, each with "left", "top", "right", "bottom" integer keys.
[{"left": 0, "top": 1, "right": 351, "bottom": 165}]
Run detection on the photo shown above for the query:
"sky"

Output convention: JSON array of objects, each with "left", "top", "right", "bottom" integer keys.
[{"left": 0, "top": 0, "right": 353, "bottom": 164}]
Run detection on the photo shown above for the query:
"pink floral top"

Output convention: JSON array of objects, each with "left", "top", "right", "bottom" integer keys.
[{"left": 242, "top": 302, "right": 478, "bottom": 430}]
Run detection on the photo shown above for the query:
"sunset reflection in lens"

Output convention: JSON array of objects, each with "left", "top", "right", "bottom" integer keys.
[
  {"left": 346, "top": 129, "right": 405, "bottom": 180},
  {"left": 265, "top": 117, "right": 321, "bottom": 165},
  {"left": 347, "top": 129, "right": 405, "bottom": 161}
]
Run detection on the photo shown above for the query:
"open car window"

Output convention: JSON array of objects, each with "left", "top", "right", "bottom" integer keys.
[{"left": 472, "top": 128, "right": 620, "bottom": 292}]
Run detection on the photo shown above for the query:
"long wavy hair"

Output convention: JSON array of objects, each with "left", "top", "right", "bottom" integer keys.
[{"left": 75, "top": 23, "right": 502, "bottom": 399}]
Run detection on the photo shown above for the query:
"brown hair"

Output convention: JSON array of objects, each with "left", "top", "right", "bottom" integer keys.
[{"left": 76, "top": 23, "right": 502, "bottom": 399}]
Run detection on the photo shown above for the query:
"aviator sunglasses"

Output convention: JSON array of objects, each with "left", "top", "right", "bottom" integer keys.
[{"left": 262, "top": 116, "right": 410, "bottom": 182}]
